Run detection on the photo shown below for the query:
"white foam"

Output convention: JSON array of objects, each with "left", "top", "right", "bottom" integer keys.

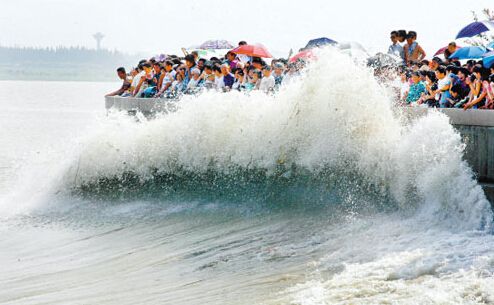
[{"left": 60, "top": 48, "right": 491, "bottom": 231}]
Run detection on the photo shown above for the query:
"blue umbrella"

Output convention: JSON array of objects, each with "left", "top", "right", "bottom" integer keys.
[
  {"left": 482, "top": 51, "right": 494, "bottom": 68},
  {"left": 487, "top": 41, "right": 494, "bottom": 50},
  {"left": 456, "top": 20, "right": 494, "bottom": 39},
  {"left": 449, "top": 46, "right": 488, "bottom": 59},
  {"left": 305, "top": 37, "right": 338, "bottom": 49}
]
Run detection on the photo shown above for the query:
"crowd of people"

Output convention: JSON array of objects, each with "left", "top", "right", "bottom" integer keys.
[
  {"left": 105, "top": 41, "right": 301, "bottom": 99},
  {"left": 106, "top": 35, "right": 494, "bottom": 110},
  {"left": 386, "top": 30, "right": 494, "bottom": 109}
]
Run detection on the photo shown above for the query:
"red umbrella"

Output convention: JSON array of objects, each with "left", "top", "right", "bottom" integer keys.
[
  {"left": 230, "top": 44, "right": 273, "bottom": 58},
  {"left": 434, "top": 45, "right": 462, "bottom": 56},
  {"left": 289, "top": 49, "right": 316, "bottom": 63}
]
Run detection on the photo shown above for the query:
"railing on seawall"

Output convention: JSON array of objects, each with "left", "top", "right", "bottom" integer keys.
[
  {"left": 105, "top": 96, "right": 174, "bottom": 115},
  {"left": 399, "top": 107, "right": 494, "bottom": 127}
]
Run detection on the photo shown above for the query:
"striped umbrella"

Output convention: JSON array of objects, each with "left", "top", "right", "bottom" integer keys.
[
  {"left": 456, "top": 20, "right": 494, "bottom": 39},
  {"left": 198, "top": 40, "right": 234, "bottom": 50}
]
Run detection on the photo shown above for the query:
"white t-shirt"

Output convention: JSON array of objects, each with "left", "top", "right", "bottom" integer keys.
[
  {"left": 131, "top": 71, "right": 145, "bottom": 89},
  {"left": 160, "top": 71, "right": 176, "bottom": 91},
  {"left": 436, "top": 77, "right": 451, "bottom": 99},
  {"left": 259, "top": 75, "right": 275, "bottom": 92},
  {"left": 187, "top": 78, "right": 200, "bottom": 89},
  {"left": 215, "top": 76, "right": 225, "bottom": 90},
  {"left": 437, "top": 77, "right": 451, "bottom": 91}
]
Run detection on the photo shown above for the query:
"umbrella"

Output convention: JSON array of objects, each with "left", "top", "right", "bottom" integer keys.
[
  {"left": 305, "top": 37, "right": 338, "bottom": 49},
  {"left": 488, "top": 41, "right": 494, "bottom": 49},
  {"left": 482, "top": 51, "right": 494, "bottom": 68},
  {"left": 230, "top": 44, "right": 273, "bottom": 58},
  {"left": 450, "top": 46, "right": 488, "bottom": 59},
  {"left": 289, "top": 49, "right": 316, "bottom": 63},
  {"left": 186, "top": 48, "right": 231, "bottom": 60},
  {"left": 434, "top": 45, "right": 461, "bottom": 56},
  {"left": 367, "top": 52, "right": 403, "bottom": 68},
  {"left": 338, "top": 41, "right": 369, "bottom": 59},
  {"left": 198, "top": 40, "right": 234, "bottom": 50},
  {"left": 456, "top": 20, "right": 494, "bottom": 39},
  {"left": 153, "top": 54, "right": 167, "bottom": 62}
]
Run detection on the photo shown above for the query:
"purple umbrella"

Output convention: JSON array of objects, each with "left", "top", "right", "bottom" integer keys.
[
  {"left": 198, "top": 40, "right": 234, "bottom": 50},
  {"left": 456, "top": 20, "right": 494, "bottom": 39}
]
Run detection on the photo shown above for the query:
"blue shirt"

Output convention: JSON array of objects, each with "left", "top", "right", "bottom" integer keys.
[
  {"left": 388, "top": 43, "right": 404, "bottom": 60},
  {"left": 223, "top": 73, "right": 235, "bottom": 88},
  {"left": 406, "top": 82, "right": 426, "bottom": 103}
]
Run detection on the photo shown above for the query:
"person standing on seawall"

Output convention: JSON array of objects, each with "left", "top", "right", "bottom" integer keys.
[
  {"left": 388, "top": 31, "right": 404, "bottom": 62},
  {"left": 404, "top": 31, "right": 426, "bottom": 66}
]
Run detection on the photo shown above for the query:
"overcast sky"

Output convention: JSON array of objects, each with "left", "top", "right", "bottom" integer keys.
[{"left": 0, "top": 0, "right": 492, "bottom": 57}]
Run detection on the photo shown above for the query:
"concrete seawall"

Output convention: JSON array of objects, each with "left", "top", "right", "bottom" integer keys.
[
  {"left": 400, "top": 108, "right": 494, "bottom": 204},
  {"left": 105, "top": 97, "right": 494, "bottom": 204}
]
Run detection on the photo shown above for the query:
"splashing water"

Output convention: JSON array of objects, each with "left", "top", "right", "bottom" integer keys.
[
  {"left": 0, "top": 49, "right": 493, "bottom": 305},
  {"left": 62, "top": 48, "right": 491, "bottom": 231}
]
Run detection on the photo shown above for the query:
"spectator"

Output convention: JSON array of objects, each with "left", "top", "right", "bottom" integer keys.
[
  {"left": 399, "top": 69, "right": 410, "bottom": 102},
  {"left": 213, "top": 66, "right": 225, "bottom": 90},
  {"left": 259, "top": 66, "right": 276, "bottom": 93},
  {"left": 404, "top": 31, "right": 426, "bottom": 65},
  {"left": 171, "top": 73, "right": 186, "bottom": 94},
  {"left": 448, "top": 84, "right": 465, "bottom": 108},
  {"left": 225, "top": 52, "right": 238, "bottom": 72},
  {"left": 152, "top": 62, "right": 163, "bottom": 89},
  {"left": 388, "top": 31, "right": 404, "bottom": 61},
  {"left": 155, "top": 61, "right": 175, "bottom": 97},
  {"left": 464, "top": 68, "right": 492, "bottom": 109},
  {"left": 236, "top": 41, "right": 251, "bottom": 63},
  {"left": 133, "top": 63, "right": 154, "bottom": 97},
  {"left": 434, "top": 66, "right": 452, "bottom": 108},
  {"left": 273, "top": 63, "right": 285, "bottom": 87},
  {"left": 396, "top": 30, "right": 407, "bottom": 44},
  {"left": 232, "top": 69, "right": 246, "bottom": 91},
  {"left": 186, "top": 68, "right": 203, "bottom": 92},
  {"left": 184, "top": 54, "right": 196, "bottom": 84},
  {"left": 221, "top": 64, "right": 235, "bottom": 89},
  {"left": 245, "top": 69, "right": 261, "bottom": 91},
  {"left": 106, "top": 67, "right": 131, "bottom": 97},
  {"left": 444, "top": 42, "right": 458, "bottom": 61},
  {"left": 251, "top": 57, "right": 264, "bottom": 70},
  {"left": 197, "top": 58, "right": 206, "bottom": 72},
  {"left": 430, "top": 57, "right": 442, "bottom": 71},
  {"left": 419, "top": 71, "right": 439, "bottom": 107},
  {"left": 201, "top": 64, "right": 215, "bottom": 89},
  {"left": 406, "top": 72, "right": 427, "bottom": 105}
]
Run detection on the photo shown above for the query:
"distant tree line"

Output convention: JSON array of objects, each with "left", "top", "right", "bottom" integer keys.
[
  {"left": 0, "top": 46, "right": 138, "bottom": 67},
  {"left": 0, "top": 46, "right": 142, "bottom": 81}
]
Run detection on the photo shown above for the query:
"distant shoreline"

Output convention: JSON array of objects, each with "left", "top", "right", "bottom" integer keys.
[{"left": 0, "top": 46, "right": 142, "bottom": 82}]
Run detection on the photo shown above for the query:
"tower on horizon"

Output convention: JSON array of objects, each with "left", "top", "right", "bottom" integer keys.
[{"left": 93, "top": 32, "right": 104, "bottom": 50}]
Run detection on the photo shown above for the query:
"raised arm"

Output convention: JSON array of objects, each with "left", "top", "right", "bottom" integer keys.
[{"left": 417, "top": 45, "right": 426, "bottom": 61}]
